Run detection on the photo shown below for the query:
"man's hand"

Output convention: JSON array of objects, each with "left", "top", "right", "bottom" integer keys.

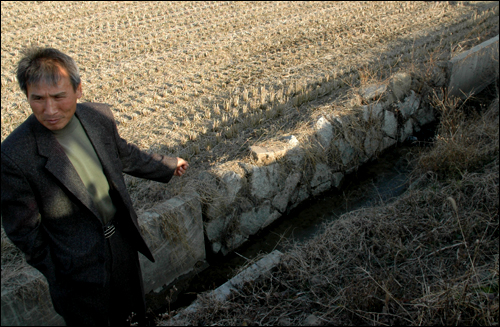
[{"left": 174, "top": 157, "right": 189, "bottom": 176}]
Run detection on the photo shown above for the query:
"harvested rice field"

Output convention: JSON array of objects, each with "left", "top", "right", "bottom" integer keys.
[{"left": 1, "top": 1, "right": 499, "bottom": 211}]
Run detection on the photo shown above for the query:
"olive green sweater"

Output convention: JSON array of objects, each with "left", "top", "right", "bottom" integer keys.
[{"left": 52, "top": 116, "right": 116, "bottom": 224}]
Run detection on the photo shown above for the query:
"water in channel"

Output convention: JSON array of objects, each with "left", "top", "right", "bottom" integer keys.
[{"left": 146, "top": 142, "right": 428, "bottom": 319}]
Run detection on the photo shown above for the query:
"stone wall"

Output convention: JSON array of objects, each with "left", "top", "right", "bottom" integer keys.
[{"left": 204, "top": 71, "right": 436, "bottom": 256}]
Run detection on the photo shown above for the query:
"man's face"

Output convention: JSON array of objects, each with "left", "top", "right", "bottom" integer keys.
[{"left": 27, "top": 67, "right": 82, "bottom": 131}]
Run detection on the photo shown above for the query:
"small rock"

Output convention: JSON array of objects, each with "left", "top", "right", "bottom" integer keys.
[
  {"left": 239, "top": 202, "right": 279, "bottom": 241},
  {"left": 382, "top": 110, "right": 398, "bottom": 138},
  {"left": 334, "top": 138, "right": 356, "bottom": 167},
  {"left": 211, "top": 242, "right": 222, "bottom": 254},
  {"left": 390, "top": 72, "right": 412, "bottom": 101},
  {"left": 399, "top": 119, "right": 414, "bottom": 142},
  {"left": 397, "top": 90, "right": 420, "bottom": 119},
  {"left": 278, "top": 317, "right": 291, "bottom": 326},
  {"left": 415, "top": 104, "right": 436, "bottom": 126},
  {"left": 381, "top": 136, "right": 397, "bottom": 151},
  {"left": 289, "top": 184, "right": 310, "bottom": 211},
  {"left": 360, "top": 83, "right": 387, "bottom": 101},
  {"left": 329, "top": 113, "right": 344, "bottom": 126},
  {"left": 363, "top": 103, "right": 384, "bottom": 122},
  {"left": 205, "top": 215, "right": 231, "bottom": 243},
  {"left": 311, "top": 163, "right": 331, "bottom": 189},
  {"left": 364, "top": 126, "right": 381, "bottom": 157},
  {"left": 315, "top": 116, "right": 334, "bottom": 149},
  {"left": 272, "top": 172, "right": 301, "bottom": 213},
  {"left": 286, "top": 146, "right": 305, "bottom": 168},
  {"left": 407, "top": 136, "right": 418, "bottom": 143},
  {"left": 283, "top": 135, "right": 299, "bottom": 147},
  {"left": 310, "top": 276, "right": 327, "bottom": 287},
  {"left": 303, "top": 314, "right": 321, "bottom": 326},
  {"left": 221, "top": 171, "right": 242, "bottom": 203},
  {"left": 311, "top": 163, "right": 334, "bottom": 193},
  {"left": 331, "top": 172, "right": 344, "bottom": 189}
]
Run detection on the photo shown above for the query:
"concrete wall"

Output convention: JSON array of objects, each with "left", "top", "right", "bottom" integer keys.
[
  {"left": 139, "top": 192, "right": 205, "bottom": 293},
  {"left": 447, "top": 35, "right": 499, "bottom": 99},
  {"left": 2, "top": 35, "right": 498, "bottom": 326}
]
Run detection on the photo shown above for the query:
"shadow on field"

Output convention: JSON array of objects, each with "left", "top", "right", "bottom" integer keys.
[{"left": 148, "top": 1, "right": 498, "bottom": 173}]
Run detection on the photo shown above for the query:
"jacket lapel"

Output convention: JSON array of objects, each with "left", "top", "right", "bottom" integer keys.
[
  {"left": 33, "top": 118, "right": 103, "bottom": 221},
  {"left": 75, "top": 105, "right": 133, "bottom": 212}
]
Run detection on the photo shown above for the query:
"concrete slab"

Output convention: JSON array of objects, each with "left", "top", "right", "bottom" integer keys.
[
  {"left": 249, "top": 136, "right": 300, "bottom": 164},
  {"left": 249, "top": 145, "right": 286, "bottom": 164},
  {"left": 448, "top": 35, "right": 499, "bottom": 99},
  {"left": 139, "top": 192, "right": 205, "bottom": 293},
  {"left": 164, "top": 250, "right": 283, "bottom": 326}
]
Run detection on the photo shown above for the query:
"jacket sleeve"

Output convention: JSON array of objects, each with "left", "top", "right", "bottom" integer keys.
[
  {"left": 1, "top": 152, "right": 56, "bottom": 284},
  {"left": 107, "top": 110, "right": 178, "bottom": 183}
]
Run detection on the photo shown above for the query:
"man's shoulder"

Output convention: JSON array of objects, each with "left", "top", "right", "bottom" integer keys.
[
  {"left": 1, "top": 115, "right": 38, "bottom": 157},
  {"left": 77, "top": 102, "right": 111, "bottom": 112},
  {"left": 77, "top": 102, "right": 115, "bottom": 124}
]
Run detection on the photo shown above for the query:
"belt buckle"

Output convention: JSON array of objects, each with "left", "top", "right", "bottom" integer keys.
[{"left": 104, "top": 223, "right": 116, "bottom": 239}]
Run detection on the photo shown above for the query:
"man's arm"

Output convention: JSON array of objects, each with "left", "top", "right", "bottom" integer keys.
[
  {"left": 81, "top": 102, "right": 189, "bottom": 182},
  {"left": 114, "top": 133, "right": 179, "bottom": 182},
  {"left": 1, "top": 153, "right": 56, "bottom": 283},
  {"left": 101, "top": 105, "right": 188, "bottom": 181}
]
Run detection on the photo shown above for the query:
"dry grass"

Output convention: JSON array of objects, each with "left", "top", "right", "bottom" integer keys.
[
  {"left": 163, "top": 94, "right": 499, "bottom": 325},
  {"left": 416, "top": 91, "right": 499, "bottom": 179}
]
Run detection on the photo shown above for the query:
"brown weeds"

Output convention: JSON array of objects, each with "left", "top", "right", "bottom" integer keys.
[
  {"left": 163, "top": 95, "right": 499, "bottom": 325},
  {"left": 416, "top": 89, "right": 499, "bottom": 179}
]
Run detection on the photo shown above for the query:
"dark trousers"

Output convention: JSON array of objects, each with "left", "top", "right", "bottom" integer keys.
[{"left": 53, "top": 224, "right": 147, "bottom": 326}]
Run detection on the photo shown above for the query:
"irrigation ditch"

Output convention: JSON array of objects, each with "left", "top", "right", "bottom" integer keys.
[
  {"left": 154, "top": 75, "right": 499, "bottom": 326},
  {"left": 150, "top": 43, "right": 498, "bottom": 325},
  {"left": 149, "top": 37, "right": 498, "bottom": 324},
  {"left": 147, "top": 142, "right": 425, "bottom": 316}
]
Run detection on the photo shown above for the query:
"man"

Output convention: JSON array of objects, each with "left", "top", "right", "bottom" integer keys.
[{"left": 1, "top": 47, "right": 189, "bottom": 326}]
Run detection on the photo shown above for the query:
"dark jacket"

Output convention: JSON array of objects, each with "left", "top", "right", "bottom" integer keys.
[{"left": 1, "top": 102, "right": 177, "bottom": 288}]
